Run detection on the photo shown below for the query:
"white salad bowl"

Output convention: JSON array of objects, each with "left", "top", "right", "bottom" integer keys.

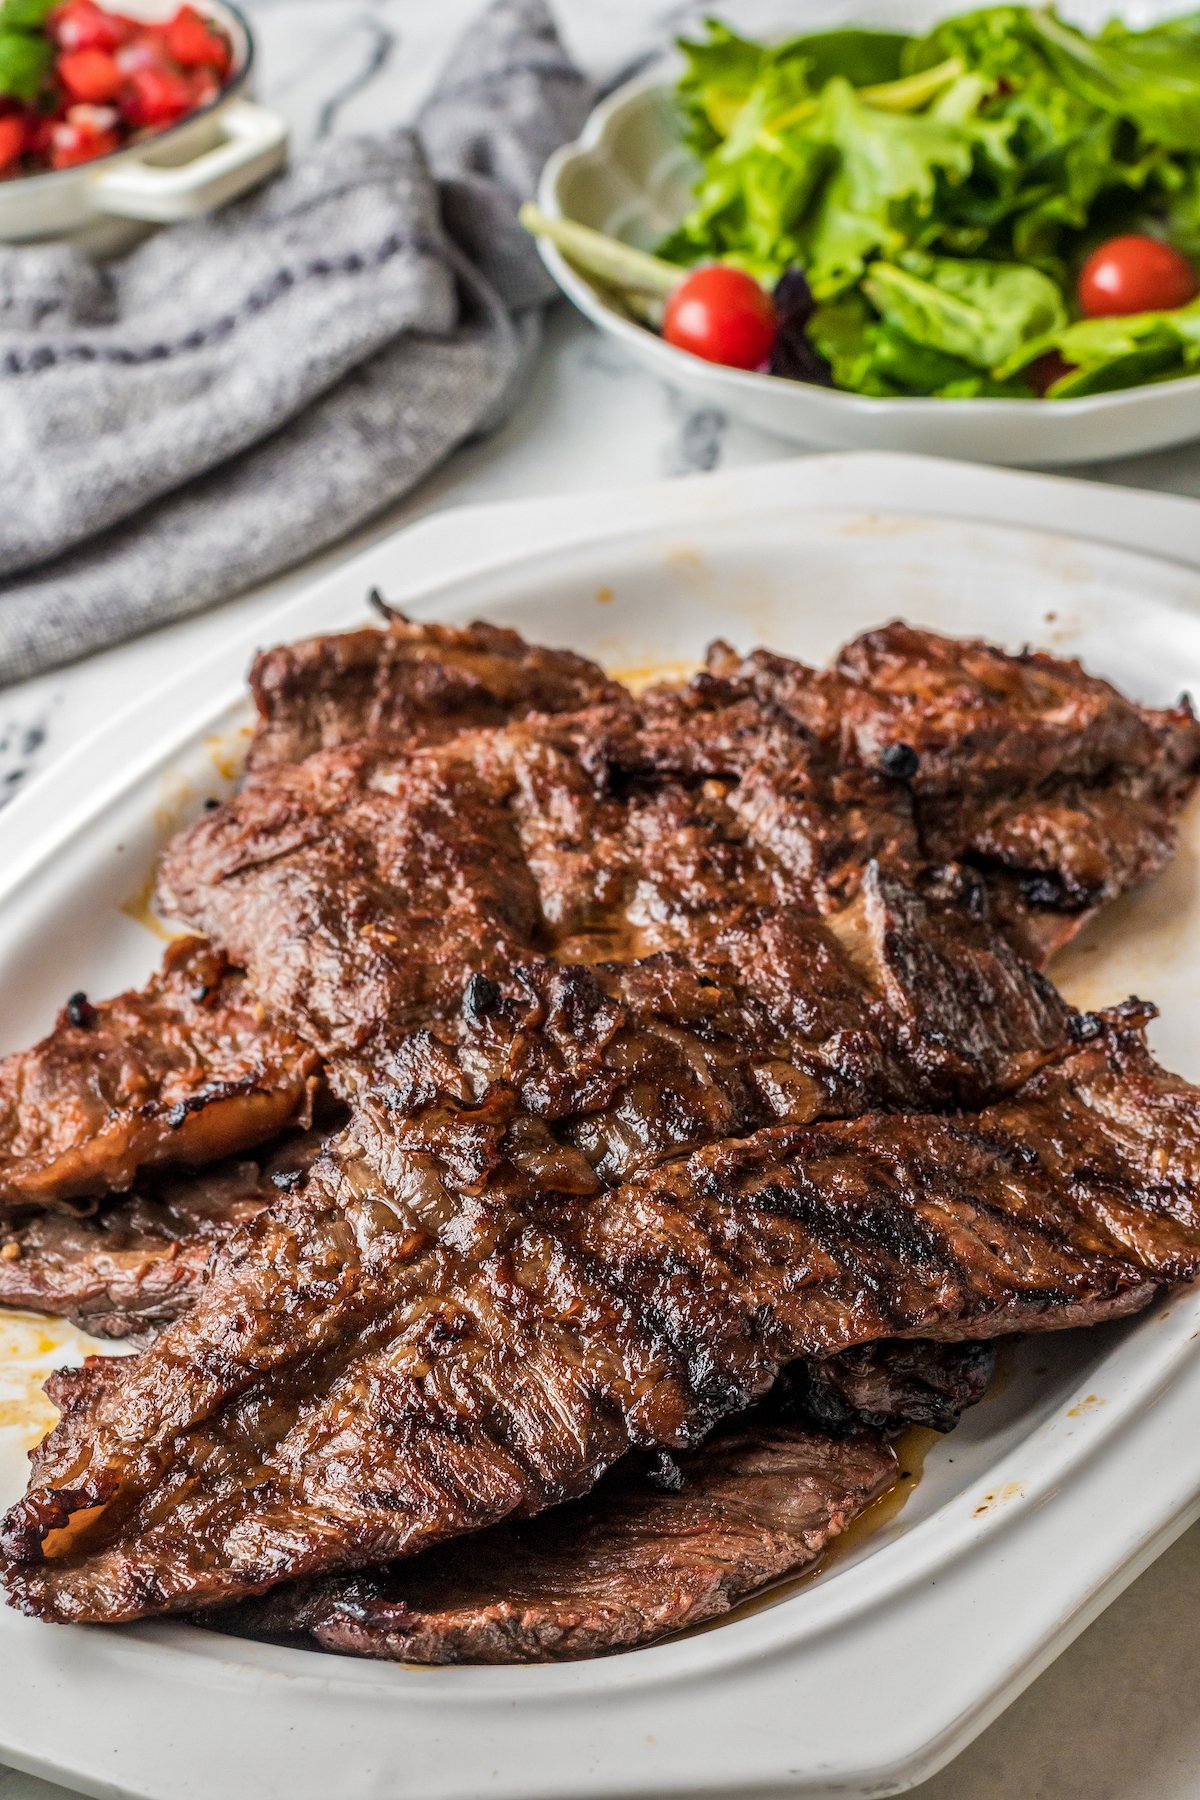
[
  {"left": 537, "top": 23, "right": 1200, "bottom": 467},
  {"left": 0, "top": 0, "right": 287, "bottom": 257}
]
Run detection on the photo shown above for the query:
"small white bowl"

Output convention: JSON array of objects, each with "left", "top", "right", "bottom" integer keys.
[
  {"left": 0, "top": 0, "right": 287, "bottom": 257},
  {"left": 537, "top": 70, "right": 1200, "bottom": 467}
]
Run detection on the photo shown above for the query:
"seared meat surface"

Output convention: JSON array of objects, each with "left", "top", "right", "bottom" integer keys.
[
  {"left": 0, "top": 617, "right": 619, "bottom": 1220},
  {"left": 711, "top": 622, "right": 1199, "bottom": 800},
  {"left": 4, "top": 985, "right": 1191, "bottom": 1624},
  {"left": 3, "top": 617, "right": 1200, "bottom": 1655},
  {"left": 218, "top": 1416, "right": 897, "bottom": 1663},
  {"left": 219, "top": 1338, "right": 991, "bottom": 1662},
  {"left": 161, "top": 627, "right": 1200, "bottom": 1081},
  {"left": 707, "top": 624, "right": 1200, "bottom": 962},
  {"left": 155, "top": 687, "right": 1048, "bottom": 1075},
  {"left": 786, "top": 1337, "right": 996, "bottom": 1436},
  {"left": 247, "top": 613, "right": 622, "bottom": 773},
  {"left": 7, "top": 622, "right": 1190, "bottom": 1216},
  {"left": 0, "top": 940, "right": 319, "bottom": 1211},
  {"left": 0, "top": 1127, "right": 329, "bottom": 1339}
]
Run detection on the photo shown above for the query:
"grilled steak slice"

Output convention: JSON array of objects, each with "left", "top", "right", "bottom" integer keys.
[
  {"left": 0, "top": 1127, "right": 329, "bottom": 1340},
  {"left": 0, "top": 939, "right": 320, "bottom": 1211},
  {"left": 711, "top": 622, "right": 1200, "bottom": 799},
  {"left": 158, "top": 731, "right": 550, "bottom": 1060},
  {"left": 9, "top": 627, "right": 1182, "bottom": 1216},
  {"left": 214, "top": 1418, "right": 897, "bottom": 1663},
  {"left": 920, "top": 773, "right": 1188, "bottom": 962},
  {"left": 217, "top": 1338, "right": 990, "bottom": 1663},
  {"left": 0, "top": 626, "right": 612, "bottom": 1221},
  {"left": 162, "top": 630, "right": 1195, "bottom": 1085},
  {"left": 787, "top": 1337, "right": 996, "bottom": 1435},
  {"left": 706, "top": 625, "right": 1200, "bottom": 963},
  {"left": 247, "top": 615, "right": 624, "bottom": 774},
  {"left": 163, "top": 675, "right": 1069, "bottom": 1077},
  {"left": 5, "top": 623, "right": 1195, "bottom": 1630},
  {"left": 5, "top": 1000, "right": 1192, "bottom": 1626},
  {"left": 404, "top": 871, "right": 1073, "bottom": 1184}
]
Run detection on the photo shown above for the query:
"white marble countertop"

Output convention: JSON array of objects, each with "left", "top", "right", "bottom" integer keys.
[{"left": 3, "top": 4, "right": 1200, "bottom": 1797}]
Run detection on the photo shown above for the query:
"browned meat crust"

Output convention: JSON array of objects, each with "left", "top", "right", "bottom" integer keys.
[
  {"left": 0, "top": 940, "right": 320, "bottom": 1211},
  {"left": 5, "top": 622, "right": 1200, "bottom": 1635},
  {"left": 0, "top": 1128, "right": 329, "bottom": 1340},
  {"left": 706, "top": 624, "right": 1200, "bottom": 962},
  {"left": 153, "top": 684, "right": 1007, "bottom": 1069},
  {"left": 215, "top": 1418, "right": 898, "bottom": 1663},
  {"left": 0, "top": 620, "right": 615, "bottom": 1221},
  {"left": 247, "top": 614, "right": 623, "bottom": 774},
  {"left": 787, "top": 1337, "right": 996, "bottom": 1436},
  {"left": 3, "top": 989, "right": 1187, "bottom": 1625},
  {"left": 8, "top": 626, "right": 1185, "bottom": 1219},
  {"left": 216, "top": 1339, "right": 991, "bottom": 1663},
  {"left": 711, "top": 621, "right": 1200, "bottom": 799}
]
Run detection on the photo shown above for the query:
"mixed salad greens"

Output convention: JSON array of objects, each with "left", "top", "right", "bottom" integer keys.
[{"left": 524, "top": 5, "right": 1200, "bottom": 401}]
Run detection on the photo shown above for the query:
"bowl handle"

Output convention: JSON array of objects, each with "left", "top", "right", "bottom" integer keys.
[{"left": 92, "top": 100, "right": 288, "bottom": 223}]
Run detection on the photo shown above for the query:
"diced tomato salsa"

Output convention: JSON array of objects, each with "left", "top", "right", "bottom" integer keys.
[{"left": 0, "top": 2, "right": 232, "bottom": 177}]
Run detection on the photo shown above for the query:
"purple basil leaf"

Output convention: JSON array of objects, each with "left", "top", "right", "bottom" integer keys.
[{"left": 770, "top": 267, "right": 834, "bottom": 385}]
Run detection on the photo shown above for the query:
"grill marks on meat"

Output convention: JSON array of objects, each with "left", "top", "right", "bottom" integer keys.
[
  {"left": 407, "top": 872, "right": 1073, "bottom": 1173},
  {"left": 155, "top": 683, "right": 1012, "bottom": 1071},
  {"left": 0, "top": 1128, "right": 329, "bottom": 1340},
  {"left": 0, "top": 619, "right": 615, "bottom": 1220},
  {"left": 247, "top": 615, "right": 623, "bottom": 774},
  {"left": 712, "top": 621, "right": 1198, "bottom": 798},
  {"left": 168, "top": 666, "right": 941, "bottom": 1062},
  {"left": 5, "top": 621, "right": 1200, "bottom": 1639},
  {"left": 0, "top": 940, "right": 320, "bottom": 1210},
  {"left": 216, "top": 1418, "right": 898, "bottom": 1664},
  {"left": 218, "top": 1339, "right": 992, "bottom": 1663},
  {"left": 4, "top": 623, "right": 1190, "bottom": 1215},
  {"left": 706, "top": 623, "right": 1200, "bottom": 962},
  {"left": 5, "top": 987, "right": 1192, "bottom": 1625},
  {"left": 161, "top": 628, "right": 1200, "bottom": 1086}
]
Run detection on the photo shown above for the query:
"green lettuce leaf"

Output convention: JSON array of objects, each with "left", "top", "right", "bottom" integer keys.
[
  {"left": 807, "top": 292, "right": 891, "bottom": 391},
  {"left": 798, "top": 79, "right": 979, "bottom": 293},
  {"left": 658, "top": 65, "right": 832, "bottom": 273},
  {"left": 662, "top": 24, "right": 992, "bottom": 280},
  {"left": 807, "top": 290, "right": 1031, "bottom": 395},
  {"left": 0, "top": 25, "right": 49, "bottom": 100},
  {"left": 783, "top": 28, "right": 909, "bottom": 89},
  {"left": 902, "top": 7, "right": 1186, "bottom": 265},
  {"left": 999, "top": 295, "right": 1200, "bottom": 395},
  {"left": 673, "top": 20, "right": 911, "bottom": 149},
  {"left": 1164, "top": 157, "right": 1200, "bottom": 257},
  {"left": 0, "top": 0, "right": 56, "bottom": 25},
  {"left": 1029, "top": 9, "right": 1200, "bottom": 153},
  {"left": 673, "top": 21, "right": 794, "bottom": 150},
  {"left": 869, "top": 320, "right": 1029, "bottom": 392},
  {"left": 864, "top": 251, "right": 1065, "bottom": 367}
]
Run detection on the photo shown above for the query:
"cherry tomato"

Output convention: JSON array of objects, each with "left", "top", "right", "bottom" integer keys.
[
  {"left": 0, "top": 114, "right": 25, "bottom": 171},
  {"left": 49, "top": 1, "right": 130, "bottom": 53},
  {"left": 49, "top": 106, "right": 120, "bottom": 167},
  {"left": 122, "top": 61, "right": 193, "bottom": 126},
  {"left": 58, "top": 47, "right": 123, "bottom": 102},
  {"left": 662, "top": 266, "right": 777, "bottom": 370},
  {"left": 1077, "top": 234, "right": 1198, "bottom": 318},
  {"left": 165, "top": 4, "right": 230, "bottom": 73},
  {"left": 115, "top": 33, "right": 170, "bottom": 74}
]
